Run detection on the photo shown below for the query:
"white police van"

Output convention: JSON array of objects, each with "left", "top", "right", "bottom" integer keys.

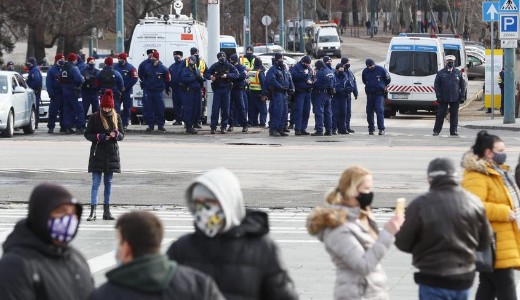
[
  {"left": 127, "top": 0, "right": 208, "bottom": 124},
  {"left": 384, "top": 34, "right": 444, "bottom": 117}
]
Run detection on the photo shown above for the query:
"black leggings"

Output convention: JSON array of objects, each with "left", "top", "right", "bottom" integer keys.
[{"left": 475, "top": 268, "right": 517, "bottom": 300}]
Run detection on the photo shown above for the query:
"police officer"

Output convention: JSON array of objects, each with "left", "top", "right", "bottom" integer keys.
[
  {"left": 433, "top": 55, "right": 465, "bottom": 136},
  {"left": 228, "top": 54, "right": 249, "bottom": 133},
  {"left": 240, "top": 45, "right": 257, "bottom": 71},
  {"left": 290, "top": 55, "right": 313, "bottom": 136},
  {"left": 323, "top": 56, "right": 333, "bottom": 70},
  {"left": 311, "top": 60, "right": 335, "bottom": 136},
  {"left": 180, "top": 55, "right": 204, "bottom": 134},
  {"left": 204, "top": 52, "right": 239, "bottom": 134},
  {"left": 362, "top": 58, "right": 391, "bottom": 135},
  {"left": 168, "top": 50, "right": 184, "bottom": 125},
  {"left": 332, "top": 63, "right": 358, "bottom": 134},
  {"left": 184, "top": 47, "right": 207, "bottom": 128},
  {"left": 266, "top": 53, "right": 292, "bottom": 137},
  {"left": 343, "top": 58, "right": 358, "bottom": 133},
  {"left": 81, "top": 57, "right": 100, "bottom": 119},
  {"left": 142, "top": 51, "right": 171, "bottom": 132},
  {"left": 25, "top": 57, "right": 42, "bottom": 129},
  {"left": 47, "top": 54, "right": 65, "bottom": 134},
  {"left": 59, "top": 53, "right": 85, "bottom": 134},
  {"left": 114, "top": 52, "right": 138, "bottom": 129},
  {"left": 96, "top": 56, "right": 124, "bottom": 113},
  {"left": 138, "top": 49, "right": 156, "bottom": 91},
  {"left": 247, "top": 58, "right": 268, "bottom": 128}
]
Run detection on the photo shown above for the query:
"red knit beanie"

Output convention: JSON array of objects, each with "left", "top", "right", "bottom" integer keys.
[
  {"left": 104, "top": 56, "right": 113, "bottom": 66},
  {"left": 118, "top": 53, "right": 128, "bottom": 61},
  {"left": 87, "top": 56, "right": 95, "bottom": 63},
  {"left": 67, "top": 53, "right": 77, "bottom": 62},
  {"left": 55, "top": 53, "right": 65, "bottom": 62},
  {"left": 152, "top": 51, "right": 160, "bottom": 60},
  {"left": 100, "top": 89, "right": 114, "bottom": 108}
]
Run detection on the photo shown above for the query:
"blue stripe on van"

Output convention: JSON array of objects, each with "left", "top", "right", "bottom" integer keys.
[
  {"left": 220, "top": 42, "right": 236, "bottom": 48},
  {"left": 443, "top": 44, "right": 460, "bottom": 50},
  {"left": 391, "top": 45, "right": 437, "bottom": 52}
]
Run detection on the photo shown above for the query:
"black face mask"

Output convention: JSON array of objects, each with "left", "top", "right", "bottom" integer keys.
[
  {"left": 102, "top": 111, "right": 113, "bottom": 117},
  {"left": 174, "top": 56, "right": 182, "bottom": 62},
  {"left": 447, "top": 62, "right": 454, "bottom": 68},
  {"left": 218, "top": 57, "right": 226, "bottom": 63},
  {"left": 357, "top": 192, "right": 374, "bottom": 209},
  {"left": 345, "top": 63, "right": 351, "bottom": 69},
  {"left": 277, "top": 60, "right": 284, "bottom": 67}
]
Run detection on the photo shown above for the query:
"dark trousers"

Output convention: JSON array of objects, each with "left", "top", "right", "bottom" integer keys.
[
  {"left": 211, "top": 88, "right": 231, "bottom": 130},
  {"left": 293, "top": 90, "right": 311, "bottom": 131},
  {"left": 120, "top": 91, "right": 132, "bottom": 126},
  {"left": 248, "top": 92, "right": 267, "bottom": 126},
  {"left": 332, "top": 94, "right": 348, "bottom": 133},
  {"left": 47, "top": 94, "right": 63, "bottom": 129},
  {"left": 269, "top": 91, "right": 286, "bottom": 131},
  {"left": 312, "top": 93, "right": 332, "bottom": 133},
  {"left": 34, "top": 89, "right": 41, "bottom": 127},
  {"left": 82, "top": 90, "right": 99, "bottom": 120},
  {"left": 433, "top": 101, "right": 459, "bottom": 135},
  {"left": 366, "top": 94, "right": 385, "bottom": 132},
  {"left": 476, "top": 268, "right": 517, "bottom": 300},
  {"left": 62, "top": 88, "right": 85, "bottom": 129},
  {"left": 172, "top": 85, "right": 183, "bottom": 122},
  {"left": 182, "top": 89, "right": 199, "bottom": 128},
  {"left": 229, "top": 89, "right": 248, "bottom": 127},
  {"left": 143, "top": 90, "right": 165, "bottom": 128}
]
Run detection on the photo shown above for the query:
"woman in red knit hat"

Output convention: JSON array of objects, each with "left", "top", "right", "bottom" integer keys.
[{"left": 84, "top": 89, "right": 124, "bottom": 221}]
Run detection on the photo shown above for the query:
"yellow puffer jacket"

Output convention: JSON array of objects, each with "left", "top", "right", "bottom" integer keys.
[{"left": 461, "top": 151, "right": 520, "bottom": 269}]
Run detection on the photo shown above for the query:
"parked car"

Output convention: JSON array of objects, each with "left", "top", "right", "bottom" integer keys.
[
  {"left": 254, "top": 44, "right": 285, "bottom": 54},
  {"left": 467, "top": 54, "right": 485, "bottom": 80},
  {"left": 256, "top": 53, "right": 297, "bottom": 70},
  {"left": 0, "top": 71, "right": 37, "bottom": 137}
]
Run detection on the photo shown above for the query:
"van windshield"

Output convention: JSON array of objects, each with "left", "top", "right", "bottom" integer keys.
[
  {"left": 318, "top": 35, "right": 339, "bottom": 43},
  {"left": 444, "top": 49, "right": 461, "bottom": 67},
  {"left": 389, "top": 51, "right": 438, "bottom": 76}
]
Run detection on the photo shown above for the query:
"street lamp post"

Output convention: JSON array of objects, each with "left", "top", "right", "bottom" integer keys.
[{"left": 116, "top": 0, "right": 124, "bottom": 53}]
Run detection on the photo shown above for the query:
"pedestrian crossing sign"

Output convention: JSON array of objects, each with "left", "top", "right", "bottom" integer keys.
[{"left": 500, "top": 0, "right": 519, "bottom": 13}]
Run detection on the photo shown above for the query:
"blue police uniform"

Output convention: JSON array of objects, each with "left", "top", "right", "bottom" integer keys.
[
  {"left": 229, "top": 60, "right": 248, "bottom": 130},
  {"left": 362, "top": 62, "right": 391, "bottom": 134},
  {"left": 180, "top": 63, "right": 204, "bottom": 131},
  {"left": 332, "top": 68, "right": 358, "bottom": 134},
  {"left": 204, "top": 57, "right": 239, "bottom": 132},
  {"left": 290, "top": 61, "right": 313, "bottom": 134},
  {"left": 81, "top": 64, "right": 100, "bottom": 117},
  {"left": 266, "top": 60, "right": 293, "bottom": 135},
  {"left": 169, "top": 57, "right": 184, "bottom": 124},
  {"left": 96, "top": 66, "right": 124, "bottom": 113},
  {"left": 312, "top": 62, "right": 335, "bottom": 135},
  {"left": 114, "top": 60, "right": 138, "bottom": 127},
  {"left": 142, "top": 61, "right": 170, "bottom": 130},
  {"left": 26, "top": 58, "right": 43, "bottom": 127},
  {"left": 46, "top": 63, "right": 64, "bottom": 131},
  {"left": 59, "top": 61, "right": 85, "bottom": 132},
  {"left": 433, "top": 66, "right": 465, "bottom": 135}
]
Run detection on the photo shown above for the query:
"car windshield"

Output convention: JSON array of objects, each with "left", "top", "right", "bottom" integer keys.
[
  {"left": 318, "top": 35, "right": 339, "bottom": 43},
  {"left": 444, "top": 49, "right": 461, "bottom": 67},
  {"left": 0, "top": 75, "right": 7, "bottom": 94},
  {"left": 389, "top": 51, "right": 438, "bottom": 76}
]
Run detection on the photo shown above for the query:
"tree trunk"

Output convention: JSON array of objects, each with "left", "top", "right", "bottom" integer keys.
[
  {"left": 353, "top": 0, "right": 359, "bottom": 26},
  {"left": 27, "top": 25, "right": 46, "bottom": 63},
  {"left": 401, "top": 0, "right": 413, "bottom": 32},
  {"left": 63, "top": 36, "right": 83, "bottom": 55},
  {"left": 391, "top": 0, "right": 401, "bottom": 34},
  {"left": 456, "top": 0, "right": 466, "bottom": 36}
]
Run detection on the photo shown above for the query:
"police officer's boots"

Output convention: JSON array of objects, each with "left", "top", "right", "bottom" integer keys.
[
  {"left": 87, "top": 205, "right": 96, "bottom": 221},
  {"left": 103, "top": 204, "right": 115, "bottom": 220}
]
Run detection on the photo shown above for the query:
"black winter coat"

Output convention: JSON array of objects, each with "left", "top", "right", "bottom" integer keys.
[
  {"left": 85, "top": 112, "right": 124, "bottom": 173},
  {"left": 0, "top": 220, "right": 95, "bottom": 300},
  {"left": 167, "top": 210, "right": 298, "bottom": 300},
  {"left": 434, "top": 67, "right": 466, "bottom": 103}
]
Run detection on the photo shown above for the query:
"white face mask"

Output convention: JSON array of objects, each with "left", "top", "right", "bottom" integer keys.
[{"left": 194, "top": 202, "right": 225, "bottom": 237}]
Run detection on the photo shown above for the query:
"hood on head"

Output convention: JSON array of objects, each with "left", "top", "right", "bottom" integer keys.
[{"left": 185, "top": 168, "right": 245, "bottom": 233}]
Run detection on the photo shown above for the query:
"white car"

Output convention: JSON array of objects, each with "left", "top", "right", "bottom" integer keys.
[
  {"left": 0, "top": 71, "right": 37, "bottom": 137},
  {"left": 256, "top": 53, "right": 297, "bottom": 70}
]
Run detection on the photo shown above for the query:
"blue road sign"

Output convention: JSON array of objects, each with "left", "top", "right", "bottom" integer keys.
[
  {"left": 500, "top": 0, "right": 519, "bottom": 13},
  {"left": 483, "top": 2, "right": 500, "bottom": 21},
  {"left": 500, "top": 14, "right": 519, "bottom": 39}
]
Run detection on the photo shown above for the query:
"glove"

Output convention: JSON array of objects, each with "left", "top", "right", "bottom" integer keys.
[
  {"left": 354, "top": 96, "right": 358, "bottom": 100},
  {"left": 288, "top": 89, "right": 295, "bottom": 96},
  {"left": 459, "top": 99, "right": 465, "bottom": 104},
  {"left": 165, "top": 88, "right": 170, "bottom": 96}
]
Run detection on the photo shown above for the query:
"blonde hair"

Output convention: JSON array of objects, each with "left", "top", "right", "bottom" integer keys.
[
  {"left": 306, "top": 206, "right": 347, "bottom": 235},
  {"left": 99, "top": 110, "right": 119, "bottom": 131},
  {"left": 326, "top": 166, "right": 371, "bottom": 205}
]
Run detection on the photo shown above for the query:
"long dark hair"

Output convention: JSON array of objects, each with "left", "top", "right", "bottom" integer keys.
[{"left": 472, "top": 130, "right": 502, "bottom": 158}]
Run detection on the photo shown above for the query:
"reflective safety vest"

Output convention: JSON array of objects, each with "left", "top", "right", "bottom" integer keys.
[
  {"left": 247, "top": 70, "right": 262, "bottom": 91},
  {"left": 240, "top": 56, "right": 255, "bottom": 70},
  {"left": 185, "top": 58, "right": 206, "bottom": 75}
]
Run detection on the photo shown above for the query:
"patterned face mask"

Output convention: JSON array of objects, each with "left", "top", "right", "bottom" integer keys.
[
  {"left": 193, "top": 202, "right": 225, "bottom": 237},
  {"left": 48, "top": 214, "right": 79, "bottom": 244}
]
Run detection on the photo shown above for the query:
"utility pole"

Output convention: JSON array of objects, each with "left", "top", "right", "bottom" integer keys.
[
  {"left": 245, "top": 0, "right": 251, "bottom": 51},
  {"left": 299, "top": 0, "right": 305, "bottom": 53},
  {"left": 192, "top": 0, "right": 197, "bottom": 20},
  {"left": 116, "top": 0, "right": 124, "bottom": 53},
  {"left": 279, "top": 0, "right": 285, "bottom": 47}
]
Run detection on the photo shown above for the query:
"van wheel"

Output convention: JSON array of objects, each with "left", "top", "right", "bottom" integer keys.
[
  {"left": 384, "top": 108, "right": 397, "bottom": 118},
  {"left": 23, "top": 108, "right": 36, "bottom": 134},
  {"left": 2, "top": 110, "right": 14, "bottom": 137}
]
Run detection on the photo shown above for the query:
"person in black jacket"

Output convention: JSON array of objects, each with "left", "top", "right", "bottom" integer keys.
[
  {"left": 395, "top": 158, "right": 493, "bottom": 299},
  {"left": 0, "top": 183, "right": 94, "bottom": 300},
  {"left": 167, "top": 167, "right": 299, "bottom": 300},
  {"left": 84, "top": 89, "right": 124, "bottom": 221},
  {"left": 89, "top": 211, "right": 224, "bottom": 300}
]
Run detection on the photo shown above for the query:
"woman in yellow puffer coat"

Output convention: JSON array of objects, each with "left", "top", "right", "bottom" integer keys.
[{"left": 461, "top": 130, "right": 520, "bottom": 300}]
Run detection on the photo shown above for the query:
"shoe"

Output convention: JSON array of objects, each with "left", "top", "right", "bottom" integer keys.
[
  {"left": 172, "top": 120, "right": 183, "bottom": 126},
  {"left": 433, "top": 132, "right": 439, "bottom": 136},
  {"left": 242, "top": 126, "right": 248, "bottom": 133},
  {"left": 300, "top": 130, "right": 310, "bottom": 136},
  {"left": 211, "top": 129, "right": 216, "bottom": 134},
  {"left": 227, "top": 126, "right": 234, "bottom": 132},
  {"left": 186, "top": 127, "right": 198, "bottom": 134},
  {"left": 65, "top": 128, "right": 76, "bottom": 134},
  {"left": 332, "top": 131, "right": 337, "bottom": 135},
  {"left": 59, "top": 127, "right": 66, "bottom": 133},
  {"left": 86, "top": 205, "right": 96, "bottom": 221},
  {"left": 146, "top": 127, "right": 153, "bottom": 132},
  {"left": 283, "top": 127, "right": 290, "bottom": 133},
  {"left": 35, "top": 124, "right": 38, "bottom": 129},
  {"left": 193, "top": 124, "right": 202, "bottom": 129},
  {"left": 288, "top": 124, "right": 294, "bottom": 129},
  {"left": 311, "top": 132, "right": 324, "bottom": 136},
  {"left": 279, "top": 130, "right": 289, "bottom": 137},
  {"left": 76, "top": 128, "right": 85, "bottom": 134},
  {"left": 324, "top": 131, "right": 332, "bottom": 136},
  {"left": 369, "top": 131, "right": 374, "bottom": 135},
  {"left": 450, "top": 133, "right": 459, "bottom": 136},
  {"left": 102, "top": 204, "right": 115, "bottom": 220},
  {"left": 220, "top": 129, "right": 226, "bottom": 134},
  {"left": 378, "top": 130, "right": 385, "bottom": 135},
  {"left": 295, "top": 130, "right": 301, "bottom": 136},
  {"left": 269, "top": 130, "right": 281, "bottom": 137},
  {"left": 158, "top": 127, "right": 166, "bottom": 132},
  {"left": 47, "top": 128, "right": 54, "bottom": 134},
  {"left": 347, "top": 129, "right": 355, "bottom": 133},
  {"left": 338, "top": 131, "right": 349, "bottom": 135}
]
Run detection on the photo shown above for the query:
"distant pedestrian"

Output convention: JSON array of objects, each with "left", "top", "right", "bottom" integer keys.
[
  {"left": 0, "top": 183, "right": 94, "bottom": 300},
  {"left": 25, "top": 57, "right": 42, "bottom": 129},
  {"left": 396, "top": 157, "right": 493, "bottom": 300},
  {"left": 362, "top": 58, "right": 391, "bottom": 135},
  {"left": 461, "top": 130, "right": 520, "bottom": 299},
  {"left": 307, "top": 165, "right": 404, "bottom": 300},
  {"left": 167, "top": 167, "right": 299, "bottom": 300},
  {"left": 433, "top": 55, "right": 466, "bottom": 136},
  {"left": 89, "top": 211, "right": 225, "bottom": 300},
  {"left": 84, "top": 89, "right": 124, "bottom": 221},
  {"left": 366, "top": 20, "right": 371, "bottom": 35}
]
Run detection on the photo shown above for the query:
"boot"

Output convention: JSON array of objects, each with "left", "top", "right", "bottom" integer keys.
[
  {"left": 87, "top": 205, "right": 96, "bottom": 221},
  {"left": 103, "top": 204, "right": 115, "bottom": 220}
]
